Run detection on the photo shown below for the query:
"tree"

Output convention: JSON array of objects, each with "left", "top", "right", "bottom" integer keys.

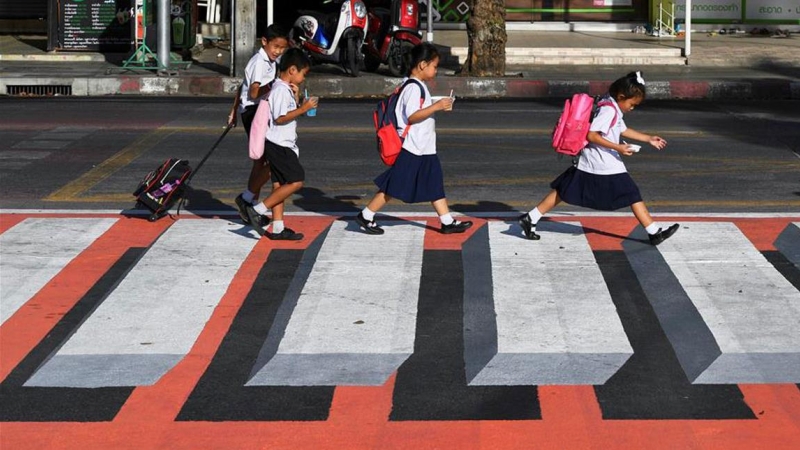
[{"left": 460, "top": 0, "right": 507, "bottom": 77}]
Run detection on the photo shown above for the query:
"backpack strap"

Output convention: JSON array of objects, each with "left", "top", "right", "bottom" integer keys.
[
  {"left": 398, "top": 78, "right": 426, "bottom": 139},
  {"left": 595, "top": 100, "right": 618, "bottom": 130}
]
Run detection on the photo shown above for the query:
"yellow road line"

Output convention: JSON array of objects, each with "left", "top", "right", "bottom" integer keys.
[{"left": 45, "top": 128, "right": 174, "bottom": 202}]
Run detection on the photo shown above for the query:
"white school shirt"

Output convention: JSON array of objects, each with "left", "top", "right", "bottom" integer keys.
[
  {"left": 577, "top": 96, "right": 628, "bottom": 175},
  {"left": 265, "top": 79, "right": 299, "bottom": 155},
  {"left": 238, "top": 48, "right": 278, "bottom": 112},
  {"left": 395, "top": 77, "right": 436, "bottom": 155}
]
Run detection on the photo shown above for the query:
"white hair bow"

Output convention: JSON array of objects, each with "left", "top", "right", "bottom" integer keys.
[{"left": 635, "top": 71, "right": 646, "bottom": 85}]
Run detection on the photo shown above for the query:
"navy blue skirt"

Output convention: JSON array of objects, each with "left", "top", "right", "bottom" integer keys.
[
  {"left": 374, "top": 149, "right": 446, "bottom": 203},
  {"left": 551, "top": 166, "right": 642, "bottom": 211}
]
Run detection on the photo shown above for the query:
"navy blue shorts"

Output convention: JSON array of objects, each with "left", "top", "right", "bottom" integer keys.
[
  {"left": 551, "top": 166, "right": 642, "bottom": 211},
  {"left": 374, "top": 149, "right": 446, "bottom": 203}
]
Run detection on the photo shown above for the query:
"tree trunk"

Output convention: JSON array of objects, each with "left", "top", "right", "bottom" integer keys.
[{"left": 460, "top": 0, "right": 507, "bottom": 77}]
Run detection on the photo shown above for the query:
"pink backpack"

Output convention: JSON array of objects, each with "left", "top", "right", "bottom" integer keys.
[
  {"left": 248, "top": 80, "right": 277, "bottom": 160},
  {"left": 551, "top": 93, "right": 616, "bottom": 157}
]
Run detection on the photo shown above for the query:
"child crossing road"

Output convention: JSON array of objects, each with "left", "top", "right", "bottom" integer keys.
[{"left": 520, "top": 71, "right": 679, "bottom": 245}]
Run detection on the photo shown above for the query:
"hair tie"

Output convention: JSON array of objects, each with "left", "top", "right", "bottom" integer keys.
[{"left": 635, "top": 71, "right": 646, "bottom": 85}]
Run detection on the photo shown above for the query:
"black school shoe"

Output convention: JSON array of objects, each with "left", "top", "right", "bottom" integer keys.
[
  {"left": 245, "top": 205, "right": 270, "bottom": 237},
  {"left": 440, "top": 220, "right": 473, "bottom": 234},
  {"left": 266, "top": 228, "right": 304, "bottom": 241},
  {"left": 649, "top": 223, "right": 680, "bottom": 246},
  {"left": 518, "top": 213, "right": 541, "bottom": 240},
  {"left": 355, "top": 212, "right": 385, "bottom": 235},
  {"left": 235, "top": 194, "right": 251, "bottom": 225}
]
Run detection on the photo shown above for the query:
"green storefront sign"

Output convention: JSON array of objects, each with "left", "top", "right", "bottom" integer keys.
[{"left": 650, "top": 0, "right": 799, "bottom": 25}]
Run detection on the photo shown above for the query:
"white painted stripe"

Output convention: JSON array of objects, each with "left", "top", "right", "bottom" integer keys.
[
  {"left": 248, "top": 220, "right": 425, "bottom": 386},
  {"left": 658, "top": 222, "right": 800, "bottom": 383},
  {"left": 468, "top": 221, "right": 632, "bottom": 385},
  {"left": 0, "top": 218, "right": 117, "bottom": 324},
  {"left": 25, "top": 219, "right": 259, "bottom": 387}
]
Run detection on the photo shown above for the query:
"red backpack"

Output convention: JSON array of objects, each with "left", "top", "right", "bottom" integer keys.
[
  {"left": 551, "top": 93, "right": 617, "bottom": 157},
  {"left": 373, "top": 79, "right": 425, "bottom": 166}
]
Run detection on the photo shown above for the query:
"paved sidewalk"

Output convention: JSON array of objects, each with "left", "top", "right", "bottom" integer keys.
[{"left": 1, "top": 30, "right": 799, "bottom": 99}]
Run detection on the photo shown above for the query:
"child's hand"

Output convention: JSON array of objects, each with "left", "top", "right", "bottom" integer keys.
[
  {"left": 650, "top": 136, "right": 667, "bottom": 150},
  {"left": 435, "top": 97, "right": 454, "bottom": 112},
  {"left": 289, "top": 83, "right": 300, "bottom": 97},
  {"left": 227, "top": 110, "right": 238, "bottom": 127},
  {"left": 302, "top": 96, "right": 319, "bottom": 111}
]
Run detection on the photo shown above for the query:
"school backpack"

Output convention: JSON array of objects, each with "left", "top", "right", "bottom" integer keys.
[
  {"left": 551, "top": 93, "right": 617, "bottom": 157},
  {"left": 133, "top": 158, "right": 192, "bottom": 221},
  {"left": 248, "top": 80, "right": 277, "bottom": 160},
  {"left": 373, "top": 79, "right": 425, "bottom": 166}
]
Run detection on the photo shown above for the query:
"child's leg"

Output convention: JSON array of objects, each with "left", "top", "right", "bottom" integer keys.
[
  {"left": 247, "top": 159, "right": 272, "bottom": 200},
  {"left": 356, "top": 192, "right": 391, "bottom": 234},
  {"left": 431, "top": 198, "right": 473, "bottom": 233},
  {"left": 366, "top": 191, "right": 391, "bottom": 213},
  {"left": 269, "top": 181, "right": 284, "bottom": 228},
  {"left": 631, "top": 201, "right": 655, "bottom": 228},
  {"left": 533, "top": 189, "right": 561, "bottom": 217},
  {"left": 631, "top": 201, "right": 680, "bottom": 245},
  {"left": 258, "top": 181, "right": 303, "bottom": 210},
  {"left": 520, "top": 189, "right": 561, "bottom": 240}
]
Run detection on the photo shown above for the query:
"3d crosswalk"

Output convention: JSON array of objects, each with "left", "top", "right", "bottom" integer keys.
[{"left": 2, "top": 217, "right": 799, "bottom": 390}]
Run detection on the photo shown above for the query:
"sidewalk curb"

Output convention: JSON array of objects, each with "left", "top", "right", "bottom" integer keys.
[{"left": 1, "top": 75, "right": 798, "bottom": 99}]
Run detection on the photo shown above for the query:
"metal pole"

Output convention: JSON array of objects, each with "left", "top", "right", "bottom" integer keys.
[
  {"left": 426, "top": 0, "right": 433, "bottom": 42},
  {"left": 268, "top": 0, "right": 274, "bottom": 26},
  {"left": 157, "top": 0, "right": 170, "bottom": 69},
  {"left": 685, "top": 0, "right": 692, "bottom": 57}
]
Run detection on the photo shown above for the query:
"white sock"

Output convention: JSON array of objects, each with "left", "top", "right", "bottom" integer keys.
[
  {"left": 361, "top": 207, "right": 376, "bottom": 221},
  {"left": 254, "top": 202, "right": 269, "bottom": 215},
  {"left": 645, "top": 223, "right": 660, "bottom": 235},
  {"left": 242, "top": 190, "right": 255, "bottom": 203},
  {"left": 271, "top": 220, "right": 284, "bottom": 234},
  {"left": 439, "top": 213, "right": 454, "bottom": 226},
  {"left": 527, "top": 207, "right": 543, "bottom": 225}
]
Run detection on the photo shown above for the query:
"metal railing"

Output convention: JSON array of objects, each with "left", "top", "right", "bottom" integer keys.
[{"left": 654, "top": 0, "right": 676, "bottom": 37}]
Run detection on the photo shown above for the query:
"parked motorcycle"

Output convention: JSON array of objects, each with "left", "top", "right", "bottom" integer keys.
[
  {"left": 290, "top": 0, "right": 369, "bottom": 77},
  {"left": 363, "top": 0, "right": 422, "bottom": 77}
]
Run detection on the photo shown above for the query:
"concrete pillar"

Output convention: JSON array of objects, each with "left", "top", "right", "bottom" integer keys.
[{"left": 233, "top": 0, "right": 257, "bottom": 78}]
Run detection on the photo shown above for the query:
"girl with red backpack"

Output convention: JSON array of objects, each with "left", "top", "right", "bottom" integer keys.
[
  {"left": 355, "top": 43, "right": 472, "bottom": 235},
  {"left": 520, "top": 71, "right": 679, "bottom": 246}
]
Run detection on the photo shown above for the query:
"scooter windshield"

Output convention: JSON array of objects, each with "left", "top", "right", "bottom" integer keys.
[{"left": 313, "top": 27, "right": 331, "bottom": 49}]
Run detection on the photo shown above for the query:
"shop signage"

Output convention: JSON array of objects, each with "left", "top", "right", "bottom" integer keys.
[
  {"left": 674, "top": 0, "right": 742, "bottom": 20},
  {"left": 60, "top": 0, "right": 132, "bottom": 51},
  {"left": 746, "top": 0, "right": 800, "bottom": 21}
]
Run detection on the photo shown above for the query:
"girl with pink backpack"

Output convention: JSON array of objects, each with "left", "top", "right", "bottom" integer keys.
[{"left": 520, "top": 71, "right": 679, "bottom": 246}]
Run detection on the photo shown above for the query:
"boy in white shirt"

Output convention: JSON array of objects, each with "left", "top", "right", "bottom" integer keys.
[
  {"left": 227, "top": 24, "right": 288, "bottom": 225},
  {"left": 245, "top": 48, "right": 318, "bottom": 240}
]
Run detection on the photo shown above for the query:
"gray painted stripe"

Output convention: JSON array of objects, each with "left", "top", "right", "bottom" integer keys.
[
  {"left": 0, "top": 218, "right": 117, "bottom": 324},
  {"left": 467, "top": 221, "right": 632, "bottom": 385},
  {"left": 637, "top": 222, "right": 800, "bottom": 384},
  {"left": 775, "top": 222, "right": 800, "bottom": 268},
  {"left": 25, "top": 219, "right": 258, "bottom": 387},
  {"left": 248, "top": 219, "right": 425, "bottom": 386}
]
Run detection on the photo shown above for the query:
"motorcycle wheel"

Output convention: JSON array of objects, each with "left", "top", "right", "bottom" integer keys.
[
  {"left": 364, "top": 52, "right": 381, "bottom": 72},
  {"left": 388, "top": 41, "right": 414, "bottom": 78},
  {"left": 345, "top": 37, "right": 360, "bottom": 77}
]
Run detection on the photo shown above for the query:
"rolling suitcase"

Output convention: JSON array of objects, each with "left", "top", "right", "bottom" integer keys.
[{"left": 133, "top": 124, "right": 232, "bottom": 222}]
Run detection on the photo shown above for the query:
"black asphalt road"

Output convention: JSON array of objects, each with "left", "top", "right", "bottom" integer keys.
[{"left": 1, "top": 97, "right": 798, "bottom": 213}]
